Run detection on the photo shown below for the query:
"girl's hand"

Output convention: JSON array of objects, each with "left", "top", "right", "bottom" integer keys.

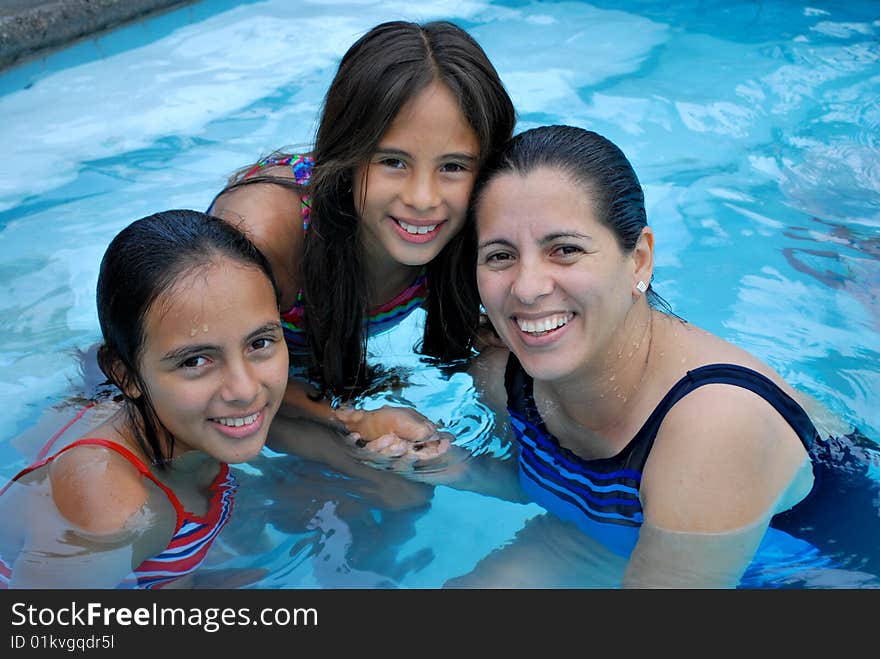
[
  {"left": 333, "top": 405, "right": 451, "bottom": 462},
  {"left": 334, "top": 405, "right": 439, "bottom": 444}
]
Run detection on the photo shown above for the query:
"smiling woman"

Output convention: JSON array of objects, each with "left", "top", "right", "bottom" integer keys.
[
  {"left": 444, "top": 124, "right": 880, "bottom": 588},
  {"left": 0, "top": 209, "right": 289, "bottom": 589}
]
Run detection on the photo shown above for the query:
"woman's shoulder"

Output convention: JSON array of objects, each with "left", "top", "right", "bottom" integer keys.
[
  {"left": 649, "top": 318, "right": 816, "bottom": 437},
  {"left": 642, "top": 317, "right": 815, "bottom": 531},
  {"left": 657, "top": 315, "right": 795, "bottom": 393}
]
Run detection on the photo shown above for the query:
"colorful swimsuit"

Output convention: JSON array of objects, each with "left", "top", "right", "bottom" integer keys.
[
  {"left": 0, "top": 413, "right": 236, "bottom": 589},
  {"left": 239, "top": 155, "right": 428, "bottom": 355},
  {"left": 504, "top": 355, "right": 820, "bottom": 558}
]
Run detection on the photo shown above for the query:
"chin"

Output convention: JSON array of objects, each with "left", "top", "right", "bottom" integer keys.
[
  {"left": 223, "top": 438, "right": 266, "bottom": 465},
  {"left": 397, "top": 249, "right": 441, "bottom": 267},
  {"left": 513, "top": 352, "right": 574, "bottom": 383}
]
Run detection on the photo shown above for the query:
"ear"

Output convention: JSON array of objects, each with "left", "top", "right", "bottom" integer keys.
[
  {"left": 632, "top": 226, "right": 654, "bottom": 295},
  {"left": 111, "top": 360, "right": 142, "bottom": 400},
  {"left": 98, "top": 345, "right": 142, "bottom": 399}
]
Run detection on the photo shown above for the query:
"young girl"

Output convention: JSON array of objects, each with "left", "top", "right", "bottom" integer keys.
[
  {"left": 208, "top": 20, "right": 516, "bottom": 456},
  {"left": 0, "top": 210, "right": 289, "bottom": 588},
  {"left": 444, "top": 125, "right": 879, "bottom": 588}
]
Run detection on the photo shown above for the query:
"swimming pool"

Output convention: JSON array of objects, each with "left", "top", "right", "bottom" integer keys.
[{"left": 1, "top": 0, "right": 878, "bottom": 588}]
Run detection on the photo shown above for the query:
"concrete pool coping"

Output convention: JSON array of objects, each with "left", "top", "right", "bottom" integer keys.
[{"left": 0, "top": 0, "right": 197, "bottom": 71}]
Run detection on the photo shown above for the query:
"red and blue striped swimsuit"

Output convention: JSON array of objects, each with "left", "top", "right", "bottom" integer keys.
[{"left": 0, "top": 422, "right": 236, "bottom": 589}]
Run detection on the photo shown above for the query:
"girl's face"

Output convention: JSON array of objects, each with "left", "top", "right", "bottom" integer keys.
[
  {"left": 476, "top": 167, "right": 644, "bottom": 383},
  {"left": 135, "top": 256, "right": 288, "bottom": 464},
  {"left": 354, "top": 80, "right": 480, "bottom": 270}
]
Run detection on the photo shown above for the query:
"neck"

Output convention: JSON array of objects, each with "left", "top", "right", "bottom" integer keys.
[
  {"left": 364, "top": 257, "right": 421, "bottom": 307},
  {"left": 112, "top": 408, "right": 209, "bottom": 472},
  {"left": 545, "top": 304, "right": 656, "bottom": 439}
]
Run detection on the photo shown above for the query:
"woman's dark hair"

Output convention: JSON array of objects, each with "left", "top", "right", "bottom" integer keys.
[
  {"left": 467, "top": 124, "right": 671, "bottom": 311},
  {"left": 302, "top": 19, "right": 516, "bottom": 399},
  {"left": 95, "top": 209, "right": 279, "bottom": 467}
]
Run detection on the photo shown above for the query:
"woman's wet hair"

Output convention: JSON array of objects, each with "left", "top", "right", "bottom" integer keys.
[
  {"left": 95, "top": 209, "right": 279, "bottom": 467},
  {"left": 470, "top": 124, "right": 672, "bottom": 311},
  {"left": 302, "top": 20, "right": 516, "bottom": 399}
]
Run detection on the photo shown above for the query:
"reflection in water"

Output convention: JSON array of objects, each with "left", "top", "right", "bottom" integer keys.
[
  {"left": 783, "top": 217, "right": 880, "bottom": 332},
  {"left": 198, "top": 447, "right": 437, "bottom": 589}
]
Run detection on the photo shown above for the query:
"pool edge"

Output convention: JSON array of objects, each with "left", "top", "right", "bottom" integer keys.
[{"left": 0, "top": 0, "right": 198, "bottom": 71}]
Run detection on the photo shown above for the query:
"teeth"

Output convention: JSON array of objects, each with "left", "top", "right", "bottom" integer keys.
[
  {"left": 516, "top": 313, "right": 573, "bottom": 334},
  {"left": 214, "top": 412, "right": 259, "bottom": 427},
  {"left": 398, "top": 220, "right": 438, "bottom": 235}
]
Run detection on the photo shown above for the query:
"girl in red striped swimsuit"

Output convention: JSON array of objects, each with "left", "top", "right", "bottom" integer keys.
[{"left": 0, "top": 210, "right": 288, "bottom": 588}]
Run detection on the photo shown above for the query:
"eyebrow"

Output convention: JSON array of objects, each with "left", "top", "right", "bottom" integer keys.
[
  {"left": 477, "top": 237, "right": 515, "bottom": 250},
  {"left": 160, "top": 322, "right": 283, "bottom": 363},
  {"left": 477, "top": 231, "right": 593, "bottom": 250},
  {"left": 161, "top": 343, "right": 214, "bottom": 364},
  {"left": 373, "top": 147, "right": 477, "bottom": 162},
  {"left": 541, "top": 231, "right": 593, "bottom": 243}
]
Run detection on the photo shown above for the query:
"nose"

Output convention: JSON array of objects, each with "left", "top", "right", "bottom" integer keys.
[
  {"left": 510, "top": 258, "right": 553, "bottom": 305},
  {"left": 401, "top": 169, "right": 440, "bottom": 212},
  {"left": 220, "top": 358, "right": 260, "bottom": 405}
]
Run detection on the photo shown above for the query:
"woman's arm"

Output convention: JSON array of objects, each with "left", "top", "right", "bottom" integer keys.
[{"left": 626, "top": 385, "right": 813, "bottom": 588}]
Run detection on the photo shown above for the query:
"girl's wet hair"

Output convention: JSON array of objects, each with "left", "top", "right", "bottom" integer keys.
[
  {"left": 303, "top": 20, "right": 516, "bottom": 399},
  {"left": 470, "top": 124, "right": 672, "bottom": 311},
  {"left": 95, "top": 209, "right": 279, "bottom": 467}
]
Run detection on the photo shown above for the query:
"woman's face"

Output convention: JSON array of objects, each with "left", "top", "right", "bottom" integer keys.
[
  {"left": 135, "top": 256, "right": 289, "bottom": 464},
  {"left": 354, "top": 80, "right": 480, "bottom": 270},
  {"left": 476, "top": 167, "right": 642, "bottom": 383}
]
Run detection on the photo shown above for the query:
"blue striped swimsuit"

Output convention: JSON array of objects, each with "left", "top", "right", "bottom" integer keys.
[{"left": 504, "top": 355, "right": 820, "bottom": 558}]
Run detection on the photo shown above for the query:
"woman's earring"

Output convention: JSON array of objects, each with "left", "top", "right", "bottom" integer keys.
[{"left": 636, "top": 280, "right": 648, "bottom": 293}]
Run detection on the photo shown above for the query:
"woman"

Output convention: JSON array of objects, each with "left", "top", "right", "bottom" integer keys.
[{"left": 450, "top": 124, "right": 878, "bottom": 588}]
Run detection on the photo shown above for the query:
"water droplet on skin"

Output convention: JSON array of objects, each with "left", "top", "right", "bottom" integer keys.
[
  {"left": 190, "top": 327, "right": 198, "bottom": 337},
  {"left": 609, "top": 374, "right": 616, "bottom": 381},
  {"left": 203, "top": 324, "right": 209, "bottom": 333}
]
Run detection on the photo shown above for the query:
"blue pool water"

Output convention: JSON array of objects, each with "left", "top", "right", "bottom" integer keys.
[{"left": 0, "top": 0, "right": 878, "bottom": 588}]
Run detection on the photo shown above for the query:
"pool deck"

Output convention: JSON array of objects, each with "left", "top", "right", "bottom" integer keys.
[{"left": 0, "top": 0, "right": 196, "bottom": 70}]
